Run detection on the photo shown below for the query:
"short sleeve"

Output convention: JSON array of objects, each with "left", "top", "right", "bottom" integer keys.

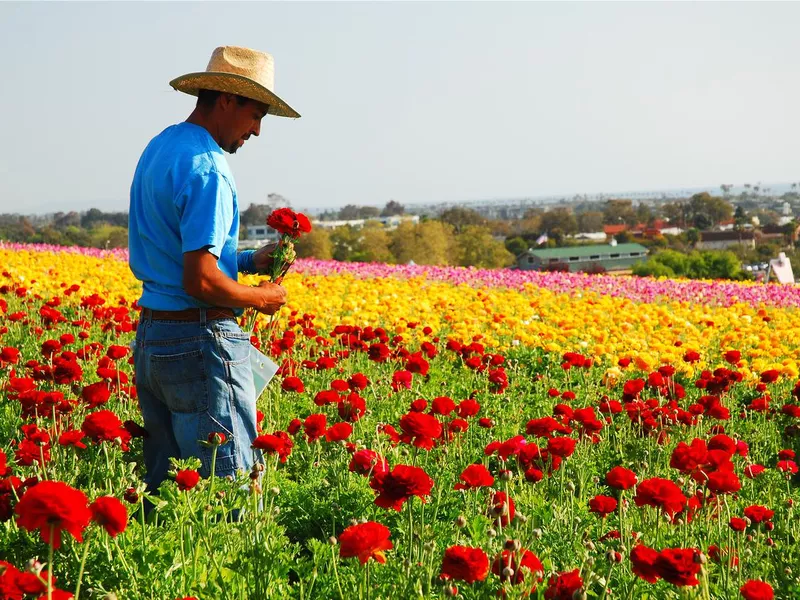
[{"left": 175, "top": 171, "right": 234, "bottom": 258}]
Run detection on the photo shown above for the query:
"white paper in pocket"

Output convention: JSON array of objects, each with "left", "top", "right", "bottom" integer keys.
[{"left": 250, "top": 345, "right": 279, "bottom": 397}]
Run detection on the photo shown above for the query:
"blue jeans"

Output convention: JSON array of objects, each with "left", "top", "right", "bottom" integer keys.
[{"left": 133, "top": 311, "right": 261, "bottom": 491}]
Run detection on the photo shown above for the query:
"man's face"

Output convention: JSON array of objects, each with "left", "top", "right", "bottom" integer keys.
[{"left": 218, "top": 95, "right": 269, "bottom": 154}]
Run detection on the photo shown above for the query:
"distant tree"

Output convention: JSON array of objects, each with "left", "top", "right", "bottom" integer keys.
[
  {"left": 53, "top": 212, "right": 81, "bottom": 229},
  {"left": 241, "top": 203, "right": 273, "bottom": 227},
  {"left": 456, "top": 225, "right": 514, "bottom": 268},
  {"left": 734, "top": 206, "right": 748, "bottom": 230},
  {"left": 337, "top": 204, "right": 363, "bottom": 220},
  {"left": 381, "top": 200, "right": 405, "bottom": 217},
  {"left": 389, "top": 221, "right": 456, "bottom": 265},
  {"left": 354, "top": 223, "right": 393, "bottom": 263},
  {"left": 603, "top": 199, "right": 637, "bottom": 226},
  {"left": 576, "top": 211, "right": 604, "bottom": 233},
  {"left": 358, "top": 206, "right": 381, "bottom": 219},
  {"left": 687, "top": 192, "right": 733, "bottom": 227},
  {"left": 295, "top": 228, "right": 333, "bottom": 260},
  {"left": 505, "top": 236, "right": 528, "bottom": 257},
  {"left": 439, "top": 207, "right": 486, "bottom": 234},
  {"left": 540, "top": 208, "right": 578, "bottom": 236},
  {"left": 693, "top": 213, "right": 713, "bottom": 230},
  {"left": 686, "top": 228, "right": 700, "bottom": 247},
  {"left": 635, "top": 203, "right": 652, "bottom": 225},
  {"left": 330, "top": 226, "right": 360, "bottom": 261}
]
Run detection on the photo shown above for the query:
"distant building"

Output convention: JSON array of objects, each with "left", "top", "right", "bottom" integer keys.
[
  {"left": 240, "top": 225, "right": 281, "bottom": 249},
  {"left": 696, "top": 230, "right": 755, "bottom": 250},
  {"left": 516, "top": 242, "right": 649, "bottom": 273},
  {"left": 313, "top": 215, "right": 419, "bottom": 231}
]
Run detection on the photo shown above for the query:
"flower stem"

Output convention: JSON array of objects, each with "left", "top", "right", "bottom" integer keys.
[{"left": 73, "top": 531, "right": 92, "bottom": 600}]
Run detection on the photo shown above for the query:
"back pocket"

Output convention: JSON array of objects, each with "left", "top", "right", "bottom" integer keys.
[{"left": 150, "top": 349, "right": 209, "bottom": 413}]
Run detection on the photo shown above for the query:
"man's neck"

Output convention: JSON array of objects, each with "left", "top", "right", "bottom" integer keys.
[{"left": 186, "top": 110, "right": 223, "bottom": 148}]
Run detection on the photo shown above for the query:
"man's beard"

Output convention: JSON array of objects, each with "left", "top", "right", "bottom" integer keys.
[{"left": 226, "top": 143, "right": 239, "bottom": 154}]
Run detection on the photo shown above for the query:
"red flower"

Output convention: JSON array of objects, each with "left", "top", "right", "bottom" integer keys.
[
  {"left": 488, "top": 491, "right": 515, "bottom": 527},
  {"left": 391, "top": 370, "right": 413, "bottom": 391},
  {"left": 267, "top": 208, "right": 312, "bottom": 238},
  {"left": 303, "top": 414, "right": 327, "bottom": 442},
  {"left": 547, "top": 436, "right": 576, "bottom": 458},
  {"left": 740, "top": 580, "right": 774, "bottom": 600},
  {"left": 431, "top": 396, "right": 456, "bottom": 416},
  {"left": 0, "top": 347, "right": 20, "bottom": 364},
  {"left": 491, "top": 549, "right": 544, "bottom": 584},
  {"left": 760, "top": 370, "right": 780, "bottom": 384},
  {"left": 58, "top": 430, "right": 87, "bottom": 450},
  {"left": 634, "top": 478, "right": 687, "bottom": 518},
  {"left": 544, "top": 569, "right": 584, "bottom": 600},
  {"left": 81, "top": 410, "right": 131, "bottom": 450},
  {"left": 281, "top": 377, "right": 305, "bottom": 393},
  {"left": 744, "top": 464, "right": 765, "bottom": 479},
  {"left": 339, "top": 521, "right": 393, "bottom": 564},
  {"left": 706, "top": 471, "right": 741, "bottom": 495},
  {"left": 348, "top": 373, "right": 369, "bottom": 390},
  {"left": 454, "top": 464, "right": 494, "bottom": 490},
  {"left": 743, "top": 505, "right": 774, "bottom": 524},
  {"left": 606, "top": 466, "right": 637, "bottom": 490},
  {"left": 457, "top": 399, "right": 480, "bottom": 418},
  {"left": 630, "top": 544, "right": 660, "bottom": 583},
  {"left": 370, "top": 464, "right": 434, "bottom": 511},
  {"left": 14, "top": 481, "right": 91, "bottom": 549},
  {"left": 588, "top": 495, "right": 618, "bottom": 518},
  {"left": 349, "top": 449, "right": 388, "bottom": 477},
  {"left": 252, "top": 432, "right": 293, "bottom": 463},
  {"left": 367, "top": 343, "right": 390, "bottom": 362},
  {"left": 776, "top": 460, "right": 798, "bottom": 474},
  {"left": 654, "top": 548, "right": 701, "bottom": 587},
  {"left": 106, "top": 345, "right": 129, "bottom": 360},
  {"left": 440, "top": 546, "right": 489, "bottom": 583},
  {"left": 81, "top": 381, "right": 111, "bottom": 409},
  {"left": 723, "top": 350, "right": 741, "bottom": 365},
  {"left": 174, "top": 469, "right": 200, "bottom": 491},
  {"left": 325, "top": 422, "right": 353, "bottom": 442},
  {"left": 406, "top": 353, "right": 430, "bottom": 376},
  {"left": 338, "top": 393, "right": 366, "bottom": 422},
  {"left": 399, "top": 412, "right": 442, "bottom": 450},
  {"left": 683, "top": 350, "right": 701, "bottom": 363},
  {"left": 729, "top": 517, "right": 748, "bottom": 531},
  {"left": 89, "top": 496, "right": 127, "bottom": 537}
]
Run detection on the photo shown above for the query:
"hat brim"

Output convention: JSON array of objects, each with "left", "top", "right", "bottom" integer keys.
[{"left": 169, "top": 71, "right": 300, "bottom": 119}]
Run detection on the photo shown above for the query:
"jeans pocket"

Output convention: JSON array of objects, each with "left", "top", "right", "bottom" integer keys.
[{"left": 149, "top": 349, "right": 210, "bottom": 413}]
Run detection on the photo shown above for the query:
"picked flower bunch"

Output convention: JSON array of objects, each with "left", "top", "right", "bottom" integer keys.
[
  {"left": 263, "top": 208, "right": 312, "bottom": 283},
  {"left": 247, "top": 208, "right": 312, "bottom": 333}
]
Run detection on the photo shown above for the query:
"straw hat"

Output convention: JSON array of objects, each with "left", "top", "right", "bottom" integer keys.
[{"left": 169, "top": 46, "right": 300, "bottom": 119}]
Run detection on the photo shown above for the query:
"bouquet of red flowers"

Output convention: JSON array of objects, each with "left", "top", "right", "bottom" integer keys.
[
  {"left": 247, "top": 208, "right": 312, "bottom": 334},
  {"left": 264, "top": 208, "right": 312, "bottom": 283}
]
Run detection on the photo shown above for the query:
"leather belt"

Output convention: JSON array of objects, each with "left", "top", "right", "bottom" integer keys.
[{"left": 141, "top": 307, "right": 236, "bottom": 322}]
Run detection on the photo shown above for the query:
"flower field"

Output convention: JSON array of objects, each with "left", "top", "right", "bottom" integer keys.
[{"left": 0, "top": 243, "right": 798, "bottom": 600}]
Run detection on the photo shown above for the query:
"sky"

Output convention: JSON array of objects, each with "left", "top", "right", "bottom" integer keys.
[{"left": 1, "top": 1, "right": 799, "bottom": 215}]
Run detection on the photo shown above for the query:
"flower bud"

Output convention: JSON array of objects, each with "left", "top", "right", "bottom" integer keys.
[
  {"left": 328, "top": 536, "right": 338, "bottom": 546},
  {"left": 270, "top": 486, "right": 281, "bottom": 496},
  {"left": 572, "top": 589, "right": 587, "bottom": 600},
  {"left": 487, "top": 528, "right": 497, "bottom": 538},
  {"left": 502, "top": 567, "right": 515, "bottom": 579},
  {"left": 533, "top": 528, "right": 543, "bottom": 539},
  {"left": 694, "top": 552, "right": 707, "bottom": 565},
  {"left": 444, "top": 584, "right": 458, "bottom": 597},
  {"left": 566, "top": 482, "right": 576, "bottom": 493},
  {"left": 455, "top": 515, "right": 467, "bottom": 528}
]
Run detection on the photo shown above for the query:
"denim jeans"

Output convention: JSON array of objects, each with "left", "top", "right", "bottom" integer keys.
[{"left": 133, "top": 311, "right": 261, "bottom": 492}]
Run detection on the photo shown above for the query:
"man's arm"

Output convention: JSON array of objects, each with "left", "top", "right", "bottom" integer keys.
[{"left": 183, "top": 249, "right": 286, "bottom": 314}]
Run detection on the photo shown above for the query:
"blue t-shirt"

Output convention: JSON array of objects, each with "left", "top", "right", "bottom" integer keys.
[{"left": 129, "top": 122, "right": 244, "bottom": 311}]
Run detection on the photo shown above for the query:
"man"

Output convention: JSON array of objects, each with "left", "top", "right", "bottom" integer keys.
[{"left": 128, "top": 46, "right": 300, "bottom": 492}]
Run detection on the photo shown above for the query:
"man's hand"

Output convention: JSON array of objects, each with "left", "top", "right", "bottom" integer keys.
[
  {"left": 253, "top": 281, "right": 287, "bottom": 315},
  {"left": 252, "top": 240, "right": 297, "bottom": 275}
]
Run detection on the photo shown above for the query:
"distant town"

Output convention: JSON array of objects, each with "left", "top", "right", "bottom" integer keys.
[{"left": 2, "top": 181, "right": 799, "bottom": 283}]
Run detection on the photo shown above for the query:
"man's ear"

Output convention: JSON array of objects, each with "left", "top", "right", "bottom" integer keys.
[{"left": 218, "top": 93, "right": 236, "bottom": 112}]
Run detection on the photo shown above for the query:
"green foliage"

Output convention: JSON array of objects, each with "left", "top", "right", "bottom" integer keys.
[
  {"left": 295, "top": 227, "right": 334, "bottom": 260},
  {"left": 504, "top": 236, "right": 528, "bottom": 257},
  {"left": 455, "top": 226, "right": 515, "bottom": 269},
  {"left": 633, "top": 248, "right": 752, "bottom": 280}
]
